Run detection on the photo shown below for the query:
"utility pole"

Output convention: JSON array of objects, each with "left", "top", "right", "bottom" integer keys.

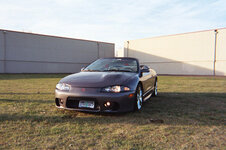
[
  {"left": 213, "top": 30, "right": 218, "bottom": 76},
  {"left": 127, "top": 41, "right": 129, "bottom": 57}
]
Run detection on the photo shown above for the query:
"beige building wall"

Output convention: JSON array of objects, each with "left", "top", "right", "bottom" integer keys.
[
  {"left": 216, "top": 28, "right": 226, "bottom": 76},
  {"left": 124, "top": 28, "right": 226, "bottom": 76},
  {"left": 0, "top": 29, "right": 114, "bottom": 73},
  {"left": 115, "top": 48, "right": 124, "bottom": 57}
]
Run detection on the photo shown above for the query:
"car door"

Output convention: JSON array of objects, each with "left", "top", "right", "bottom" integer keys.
[
  {"left": 149, "top": 68, "right": 156, "bottom": 88},
  {"left": 139, "top": 65, "right": 153, "bottom": 94}
]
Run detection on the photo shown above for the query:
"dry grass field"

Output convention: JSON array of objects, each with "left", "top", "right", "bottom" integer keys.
[{"left": 0, "top": 74, "right": 225, "bottom": 149}]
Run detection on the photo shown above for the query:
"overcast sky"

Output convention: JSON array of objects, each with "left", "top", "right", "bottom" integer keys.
[{"left": 1, "top": 0, "right": 226, "bottom": 50}]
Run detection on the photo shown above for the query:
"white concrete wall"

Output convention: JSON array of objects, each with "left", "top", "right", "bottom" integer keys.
[
  {"left": 115, "top": 48, "right": 124, "bottom": 57},
  {"left": 0, "top": 30, "right": 114, "bottom": 73},
  {"left": 216, "top": 28, "right": 226, "bottom": 76},
  {"left": 124, "top": 28, "right": 226, "bottom": 76}
]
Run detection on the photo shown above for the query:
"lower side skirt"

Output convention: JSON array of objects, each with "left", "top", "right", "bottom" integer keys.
[{"left": 143, "top": 88, "right": 154, "bottom": 101}]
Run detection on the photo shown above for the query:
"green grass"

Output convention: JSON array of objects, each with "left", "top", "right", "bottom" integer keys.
[{"left": 0, "top": 74, "right": 225, "bottom": 150}]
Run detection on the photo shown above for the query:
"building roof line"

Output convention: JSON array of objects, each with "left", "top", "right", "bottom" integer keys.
[
  {"left": 127, "top": 27, "right": 226, "bottom": 42},
  {"left": 0, "top": 28, "right": 114, "bottom": 45}
]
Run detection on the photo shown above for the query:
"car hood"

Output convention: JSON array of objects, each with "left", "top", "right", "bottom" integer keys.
[{"left": 60, "top": 71, "right": 136, "bottom": 88}]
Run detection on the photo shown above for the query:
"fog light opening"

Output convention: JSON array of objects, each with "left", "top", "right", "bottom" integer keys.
[
  {"left": 104, "top": 101, "right": 111, "bottom": 107},
  {"left": 55, "top": 98, "right": 60, "bottom": 106}
]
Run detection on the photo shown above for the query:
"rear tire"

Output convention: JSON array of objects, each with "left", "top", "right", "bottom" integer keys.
[
  {"left": 152, "top": 79, "right": 157, "bottom": 97},
  {"left": 134, "top": 84, "right": 143, "bottom": 111}
]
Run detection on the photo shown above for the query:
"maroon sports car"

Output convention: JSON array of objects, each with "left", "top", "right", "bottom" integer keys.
[{"left": 55, "top": 57, "right": 157, "bottom": 112}]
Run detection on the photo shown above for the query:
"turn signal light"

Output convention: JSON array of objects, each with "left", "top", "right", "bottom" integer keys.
[
  {"left": 128, "top": 93, "right": 134, "bottom": 98},
  {"left": 124, "top": 87, "right": 130, "bottom": 91},
  {"left": 60, "top": 99, "right": 64, "bottom": 104}
]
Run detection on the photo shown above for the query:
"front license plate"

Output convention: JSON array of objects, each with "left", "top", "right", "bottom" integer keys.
[{"left": 78, "top": 101, "right": 94, "bottom": 109}]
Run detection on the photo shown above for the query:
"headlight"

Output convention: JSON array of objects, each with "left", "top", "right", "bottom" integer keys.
[
  {"left": 56, "top": 83, "right": 71, "bottom": 91},
  {"left": 102, "top": 86, "right": 130, "bottom": 93}
]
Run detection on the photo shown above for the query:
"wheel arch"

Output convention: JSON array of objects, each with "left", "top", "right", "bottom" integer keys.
[{"left": 138, "top": 81, "right": 144, "bottom": 91}]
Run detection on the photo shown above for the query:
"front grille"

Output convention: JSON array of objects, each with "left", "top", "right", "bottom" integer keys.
[{"left": 66, "top": 97, "right": 100, "bottom": 110}]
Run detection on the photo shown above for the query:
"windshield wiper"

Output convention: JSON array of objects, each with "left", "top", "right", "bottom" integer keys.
[
  {"left": 83, "top": 69, "right": 101, "bottom": 72},
  {"left": 103, "top": 69, "right": 133, "bottom": 72},
  {"left": 119, "top": 70, "right": 133, "bottom": 72}
]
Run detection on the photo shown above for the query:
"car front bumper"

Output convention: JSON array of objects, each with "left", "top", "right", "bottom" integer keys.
[{"left": 55, "top": 87, "right": 136, "bottom": 113}]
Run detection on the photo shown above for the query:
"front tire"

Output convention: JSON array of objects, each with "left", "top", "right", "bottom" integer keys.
[{"left": 134, "top": 85, "right": 143, "bottom": 111}]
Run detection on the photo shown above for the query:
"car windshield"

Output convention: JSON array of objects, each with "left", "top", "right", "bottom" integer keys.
[{"left": 84, "top": 58, "right": 138, "bottom": 73}]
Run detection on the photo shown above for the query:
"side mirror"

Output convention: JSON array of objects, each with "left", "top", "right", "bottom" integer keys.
[
  {"left": 140, "top": 65, "right": 150, "bottom": 73},
  {"left": 141, "top": 68, "right": 149, "bottom": 73},
  {"left": 81, "top": 67, "right": 85, "bottom": 71}
]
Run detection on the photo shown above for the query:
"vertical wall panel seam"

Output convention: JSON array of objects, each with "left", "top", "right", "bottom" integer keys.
[
  {"left": 97, "top": 42, "right": 99, "bottom": 58},
  {"left": 3, "top": 31, "right": 6, "bottom": 73},
  {"left": 127, "top": 41, "right": 129, "bottom": 57}
]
